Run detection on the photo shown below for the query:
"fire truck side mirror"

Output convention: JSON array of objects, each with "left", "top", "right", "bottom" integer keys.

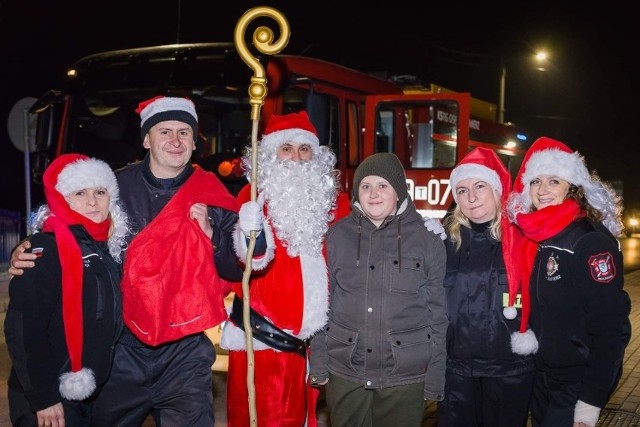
[
  {"left": 30, "top": 91, "right": 65, "bottom": 184},
  {"left": 32, "top": 152, "right": 50, "bottom": 185}
]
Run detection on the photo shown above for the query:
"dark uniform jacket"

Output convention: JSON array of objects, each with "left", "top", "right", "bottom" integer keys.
[
  {"left": 5, "top": 226, "right": 122, "bottom": 411},
  {"left": 530, "top": 217, "right": 631, "bottom": 408},
  {"left": 444, "top": 221, "right": 534, "bottom": 377}
]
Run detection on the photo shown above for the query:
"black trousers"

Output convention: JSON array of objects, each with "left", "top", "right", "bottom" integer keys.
[
  {"left": 437, "top": 370, "right": 535, "bottom": 427},
  {"left": 530, "top": 369, "right": 582, "bottom": 427},
  {"left": 92, "top": 333, "right": 216, "bottom": 427}
]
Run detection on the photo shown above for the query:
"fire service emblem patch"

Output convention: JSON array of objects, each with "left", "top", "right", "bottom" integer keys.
[{"left": 588, "top": 252, "right": 616, "bottom": 283}]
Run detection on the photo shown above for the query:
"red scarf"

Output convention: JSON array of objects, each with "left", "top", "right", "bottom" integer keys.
[
  {"left": 516, "top": 199, "right": 582, "bottom": 243},
  {"left": 512, "top": 199, "right": 583, "bottom": 332}
]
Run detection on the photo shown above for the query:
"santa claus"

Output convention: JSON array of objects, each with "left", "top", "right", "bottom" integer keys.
[{"left": 220, "top": 111, "right": 350, "bottom": 427}]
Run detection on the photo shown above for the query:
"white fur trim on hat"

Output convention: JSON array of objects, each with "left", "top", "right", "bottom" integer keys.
[
  {"left": 512, "top": 148, "right": 589, "bottom": 218},
  {"left": 137, "top": 96, "right": 199, "bottom": 139},
  {"left": 521, "top": 148, "right": 590, "bottom": 189},
  {"left": 450, "top": 163, "right": 502, "bottom": 203},
  {"left": 59, "top": 367, "right": 96, "bottom": 400},
  {"left": 55, "top": 158, "right": 119, "bottom": 203},
  {"left": 260, "top": 129, "right": 320, "bottom": 153},
  {"left": 139, "top": 97, "right": 197, "bottom": 128}
]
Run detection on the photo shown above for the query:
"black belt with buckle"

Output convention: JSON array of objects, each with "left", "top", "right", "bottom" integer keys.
[{"left": 229, "top": 295, "right": 307, "bottom": 358}]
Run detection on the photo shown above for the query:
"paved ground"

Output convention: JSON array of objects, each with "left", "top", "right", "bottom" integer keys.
[{"left": 2, "top": 268, "right": 640, "bottom": 426}]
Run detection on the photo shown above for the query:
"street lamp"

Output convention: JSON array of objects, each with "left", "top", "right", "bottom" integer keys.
[
  {"left": 498, "top": 51, "right": 549, "bottom": 124},
  {"left": 534, "top": 51, "right": 548, "bottom": 71}
]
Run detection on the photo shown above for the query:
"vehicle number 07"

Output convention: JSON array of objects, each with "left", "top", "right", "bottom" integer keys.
[{"left": 406, "top": 178, "right": 452, "bottom": 206}]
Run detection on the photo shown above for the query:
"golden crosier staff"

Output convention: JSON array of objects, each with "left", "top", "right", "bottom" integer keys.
[{"left": 234, "top": 7, "right": 290, "bottom": 426}]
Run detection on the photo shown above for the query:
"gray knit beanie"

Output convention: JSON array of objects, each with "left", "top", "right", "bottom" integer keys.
[{"left": 353, "top": 153, "right": 408, "bottom": 206}]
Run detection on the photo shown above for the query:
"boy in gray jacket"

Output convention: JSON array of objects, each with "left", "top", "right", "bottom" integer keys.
[{"left": 310, "top": 152, "right": 448, "bottom": 426}]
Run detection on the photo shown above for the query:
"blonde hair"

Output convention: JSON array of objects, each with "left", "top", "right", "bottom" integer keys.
[
  {"left": 30, "top": 200, "right": 129, "bottom": 263},
  {"left": 444, "top": 188, "right": 502, "bottom": 251}
]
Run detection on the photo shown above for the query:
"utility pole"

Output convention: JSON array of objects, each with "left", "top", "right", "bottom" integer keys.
[{"left": 498, "top": 56, "right": 506, "bottom": 124}]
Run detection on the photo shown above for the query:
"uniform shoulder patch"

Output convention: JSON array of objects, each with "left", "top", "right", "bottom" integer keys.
[{"left": 588, "top": 252, "right": 616, "bottom": 283}]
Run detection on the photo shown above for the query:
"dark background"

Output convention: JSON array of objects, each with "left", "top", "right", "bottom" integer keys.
[{"left": 0, "top": 1, "right": 635, "bottom": 217}]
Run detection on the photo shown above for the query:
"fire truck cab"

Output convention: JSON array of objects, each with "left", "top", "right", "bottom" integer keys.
[{"left": 31, "top": 42, "right": 526, "bottom": 218}]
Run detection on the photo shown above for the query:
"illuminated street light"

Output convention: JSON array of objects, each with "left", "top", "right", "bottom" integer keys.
[
  {"left": 498, "top": 51, "right": 549, "bottom": 124},
  {"left": 535, "top": 51, "right": 548, "bottom": 71}
]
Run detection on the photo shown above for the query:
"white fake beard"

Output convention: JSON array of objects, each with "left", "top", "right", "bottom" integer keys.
[{"left": 251, "top": 148, "right": 338, "bottom": 258}]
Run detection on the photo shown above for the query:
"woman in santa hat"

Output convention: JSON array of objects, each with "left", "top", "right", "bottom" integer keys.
[
  {"left": 438, "top": 147, "right": 535, "bottom": 427},
  {"left": 507, "top": 136, "right": 631, "bottom": 427},
  {"left": 4, "top": 154, "right": 129, "bottom": 427}
]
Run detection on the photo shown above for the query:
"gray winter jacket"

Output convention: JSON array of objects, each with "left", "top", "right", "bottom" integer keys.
[{"left": 309, "top": 198, "right": 448, "bottom": 401}]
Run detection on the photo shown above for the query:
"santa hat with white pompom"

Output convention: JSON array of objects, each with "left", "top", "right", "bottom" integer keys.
[
  {"left": 43, "top": 154, "right": 120, "bottom": 400},
  {"left": 450, "top": 147, "right": 538, "bottom": 355},
  {"left": 504, "top": 136, "right": 623, "bottom": 356}
]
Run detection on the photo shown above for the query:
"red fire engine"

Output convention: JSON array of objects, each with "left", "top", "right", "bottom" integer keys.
[{"left": 30, "top": 42, "right": 528, "bottom": 218}]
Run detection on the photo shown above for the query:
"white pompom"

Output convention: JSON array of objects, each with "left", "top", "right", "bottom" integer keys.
[
  {"left": 511, "top": 329, "right": 538, "bottom": 355},
  {"left": 59, "top": 367, "right": 96, "bottom": 401},
  {"left": 503, "top": 306, "right": 517, "bottom": 320}
]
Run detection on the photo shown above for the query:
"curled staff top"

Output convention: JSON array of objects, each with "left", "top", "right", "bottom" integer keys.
[
  {"left": 234, "top": 6, "right": 290, "bottom": 80},
  {"left": 234, "top": 6, "right": 290, "bottom": 120}
]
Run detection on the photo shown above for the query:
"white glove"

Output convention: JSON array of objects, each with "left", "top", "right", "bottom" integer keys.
[
  {"left": 239, "top": 201, "right": 263, "bottom": 238},
  {"left": 423, "top": 217, "right": 446, "bottom": 240}
]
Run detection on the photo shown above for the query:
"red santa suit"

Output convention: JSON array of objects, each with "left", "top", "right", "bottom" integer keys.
[{"left": 220, "top": 111, "right": 350, "bottom": 427}]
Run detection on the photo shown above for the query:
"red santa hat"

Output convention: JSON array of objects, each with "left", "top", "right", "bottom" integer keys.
[
  {"left": 509, "top": 136, "right": 622, "bottom": 237},
  {"left": 136, "top": 95, "right": 198, "bottom": 139},
  {"left": 449, "top": 147, "right": 506, "bottom": 203},
  {"left": 55, "top": 156, "right": 119, "bottom": 209},
  {"left": 512, "top": 137, "right": 590, "bottom": 210},
  {"left": 510, "top": 138, "right": 582, "bottom": 233},
  {"left": 41, "top": 154, "right": 116, "bottom": 400},
  {"left": 260, "top": 111, "right": 320, "bottom": 153}
]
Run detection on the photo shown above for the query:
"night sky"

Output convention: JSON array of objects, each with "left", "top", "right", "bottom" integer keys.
[{"left": 0, "top": 1, "right": 635, "bottom": 218}]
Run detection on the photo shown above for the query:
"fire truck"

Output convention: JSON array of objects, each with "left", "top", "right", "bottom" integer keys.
[{"left": 30, "top": 42, "right": 528, "bottom": 218}]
